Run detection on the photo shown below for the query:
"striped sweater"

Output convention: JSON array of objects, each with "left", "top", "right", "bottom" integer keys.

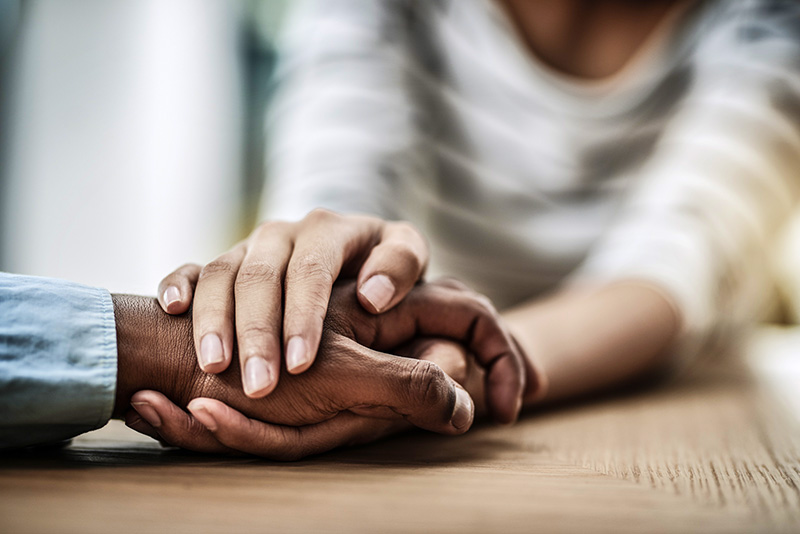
[{"left": 260, "top": 0, "right": 800, "bottom": 360}]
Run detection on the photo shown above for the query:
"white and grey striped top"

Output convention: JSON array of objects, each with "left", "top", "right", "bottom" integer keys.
[{"left": 260, "top": 0, "right": 800, "bottom": 360}]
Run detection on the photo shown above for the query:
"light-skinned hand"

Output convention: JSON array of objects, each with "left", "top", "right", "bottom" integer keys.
[{"left": 157, "top": 210, "right": 429, "bottom": 398}]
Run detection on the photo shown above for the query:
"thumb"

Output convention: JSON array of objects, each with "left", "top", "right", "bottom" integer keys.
[
  {"left": 335, "top": 336, "right": 474, "bottom": 435},
  {"left": 357, "top": 222, "right": 428, "bottom": 314}
]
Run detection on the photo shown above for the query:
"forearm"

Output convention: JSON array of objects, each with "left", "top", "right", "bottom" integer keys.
[
  {"left": 111, "top": 294, "right": 197, "bottom": 418},
  {"left": 504, "top": 281, "right": 680, "bottom": 405}
]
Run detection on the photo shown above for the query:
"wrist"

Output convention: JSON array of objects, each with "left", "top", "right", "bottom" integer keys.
[{"left": 111, "top": 294, "right": 197, "bottom": 417}]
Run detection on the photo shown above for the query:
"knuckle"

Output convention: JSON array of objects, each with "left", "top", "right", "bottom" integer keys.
[
  {"left": 304, "top": 208, "right": 339, "bottom": 226},
  {"left": 253, "top": 219, "right": 292, "bottom": 240},
  {"left": 237, "top": 324, "right": 277, "bottom": 351},
  {"left": 391, "top": 246, "right": 423, "bottom": 278},
  {"left": 432, "top": 276, "right": 469, "bottom": 291},
  {"left": 200, "top": 259, "right": 238, "bottom": 280},
  {"left": 349, "top": 212, "right": 380, "bottom": 228},
  {"left": 407, "top": 360, "right": 449, "bottom": 407},
  {"left": 236, "top": 261, "right": 282, "bottom": 286},
  {"left": 288, "top": 254, "right": 334, "bottom": 285},
  {"left": 461, "top": 290, "right": 498, "bottom": 318},
  {"left": 236, "top": 331, "right": 279, "bottom": 362},
  {"left": 389, "top": 220, "right": 423, "bottom": 239},
  {"left": 163, "top": 418, "right": 204, "bottom": 449},
  {"left": 262, "top": 427, "right": 306, "bottom": 461},
  {"left": 388, "top": 220, "right": 428, "bottom": 254},
  {"left": 238, "top": 322, "right": 274, "bottom": 339},
  {"left": 176, "top": 262, "right": 202, "bottom": 275},
  {"left": 473, "top": 294, "right": 496, "bottom": 314}
]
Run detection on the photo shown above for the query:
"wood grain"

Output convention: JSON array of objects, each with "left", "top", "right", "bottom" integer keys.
[{"left": 2, "top": 327, "right": 800, "bottom": 533}]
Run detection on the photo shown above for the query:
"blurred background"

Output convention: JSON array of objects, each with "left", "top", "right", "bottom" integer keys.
[
  {"left": 2, "top": 0, "right": 800, "bottom": 325},
  {"left": 0, "top": 0, "right": 289, "bottom": 294}
]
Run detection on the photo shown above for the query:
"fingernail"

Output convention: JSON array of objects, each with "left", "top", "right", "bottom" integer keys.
[
  {"left": 244, "top": 357, "right": 274, "bottom": 396},
  {"left": 163, "top": 285, "right": 181, "bottom": 310},
  {"left": 131, "top": 401, "right": 161, "bottom": 428},
  {"left": 189, "top": 404, "right": 218, "bottom": 432},
  {"left": 360, "top": 274, "right": 395, "bottom": 312},
  {"left": 199, "top": 334, "right": 224, "bottom": 369},
  {"left": 450, "top": 388, "right": 474, "bottom": 431},
  {"left": 286, "top": 336, "right": 309, "bottom": 373}
]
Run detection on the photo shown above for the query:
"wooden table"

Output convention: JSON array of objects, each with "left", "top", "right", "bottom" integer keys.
[{"left": 2, "top": 326, "right": 800, "bottom": 533}]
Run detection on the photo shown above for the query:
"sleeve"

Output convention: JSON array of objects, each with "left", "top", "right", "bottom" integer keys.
[
  {"left": 573, "top": 1, "right": 800, "bottom": 365},
  {"left": 259, "top": 0, "right": 428, "bottom": 221},
  {"left": 0, "top": 272, "right": 117, "bottom": 449}
]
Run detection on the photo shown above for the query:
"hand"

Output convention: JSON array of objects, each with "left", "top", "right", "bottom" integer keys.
[
  {"left": 118, "top": 278, "right": 539, "bottom": 455},
  {"left": 126, "top": 339, "right": 480, "bottom": 460},
  {"left": 113, "top": 288, "right": 478, "bottom": 441},
  {"left": 156, "top": 210, "right": 429, "bottom": 398},
  {"left": 151, "top": 276, "right": 532, "bottom": 425},
  {"left": 321, "top": 278, "right": 534, "bottom": 423}
]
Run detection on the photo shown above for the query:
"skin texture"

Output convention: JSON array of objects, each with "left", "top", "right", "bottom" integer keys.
[
  {"left": 504, "top": 281, "right": 680, "bottom": 405},
  {"left": 118, "top": 280, "right": 543, "bottom": 459},
  {"left": 129, "top": 280, "right": 678, "bottom": 460},
  {"left": 157, "top": 210, "right": 431, "bottom": 399},
  {"left": 127, "top": 338, "right": 484, "bottom": 460},
  {"left": 145, "top": 2, "right": 687, "bottom": 458},
  {"left": 131, "top": 278, "right": 677, "bottom": 461},
  {"left": 159, "top": 257, "right": 529, "bottom": 425}
]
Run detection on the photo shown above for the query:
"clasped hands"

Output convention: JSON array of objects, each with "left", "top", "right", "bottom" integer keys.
[{"left": 120, "top": 211, "right": 547, "bottom": 460}]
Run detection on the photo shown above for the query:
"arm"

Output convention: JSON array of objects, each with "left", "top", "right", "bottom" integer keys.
[
  {"left": 572, "top": 1, "right": 800, "bottom": 364},
  {"left": 505, "top": 2, "right": 800, "bottom": 403},
  {"left": 114, "top": 286, "right": 482, "bottom": 434},
  {"left": 505, "top": 282, "right": 679, "bottom": 405},
  {"left": 0, "top": 272, "right": 117, "bottom": 449},
  {"left": 0, "top": 272, "right": 483, "bottom": 451},
  {"left": 2, "top": 269, "right": 533, "bottom": 454},
  {"left": 157, "top": 214, "right": 527, "bottom": 424},
  {"left": 125, "top": 278, "right": 547, "bottom": 459}
]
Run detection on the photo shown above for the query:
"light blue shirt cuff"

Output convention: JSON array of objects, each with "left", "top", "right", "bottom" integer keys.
[{"left": 0, "top": 272, "right": 117, "bottom": 449}]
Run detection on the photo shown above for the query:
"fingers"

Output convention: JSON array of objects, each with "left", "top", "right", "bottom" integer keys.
[
  {"left": 366, "top": 282, "right": 527, "bottom": 425},
  {"left": 331, "top": 336, "right": 475, "bottom": 435},
  {"left": 129, "top": 390, "right": 233, "bottom": 454},
  {"left": 281, "top": 210, "right": 382, "bottom": 375},
  {"left": 234, "top": 224, "right": 292, "bottom": 398},
  {"left": 157, "top": 263, "right": 202, "bottom": 314},
  {"left": 281, "top": 221, "right": 346, "bottom": 375},
  {"left": 357, "top": 221, "right": 428, "bottom": 314},
  {"left": 192, "top": 246, "right": 246, "bottom": 374},
  {"left": 188, "top": 398, "right": 404, "bottom": 461},
  {"left": 161, "top": 210, "right": 429, "bottom": 404},
  {"left": 281, "top": 212, "right": 428, "bottom": 378}
]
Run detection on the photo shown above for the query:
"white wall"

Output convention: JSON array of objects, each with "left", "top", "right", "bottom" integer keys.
[{"left": 2, "top": 0, "right": 244, "bottom": 294}]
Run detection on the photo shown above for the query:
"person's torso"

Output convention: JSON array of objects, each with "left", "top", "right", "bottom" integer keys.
[{"left": 398, "top": 0, "right": 710, "bottom": 308}]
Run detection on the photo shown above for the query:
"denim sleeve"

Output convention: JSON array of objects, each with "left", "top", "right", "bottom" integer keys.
[{"left": 0, "top": 272, "right": 117, "bottom": 449}]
